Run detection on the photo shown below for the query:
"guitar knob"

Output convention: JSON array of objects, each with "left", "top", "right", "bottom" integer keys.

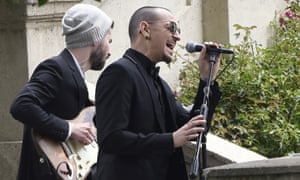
[
  {"left": 79, "top": 173, "right": 83, "bottom": 178},
  {"left": 39, "top": 157, "right": 45, "bottom": 164}
]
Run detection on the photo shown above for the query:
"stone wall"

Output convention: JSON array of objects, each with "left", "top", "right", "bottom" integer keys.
[
  {"left": 183, "top": 133, "right": 267, "bottom": 180},
  {"left": 203, "top": 155, "right": 300, "bottom": 180}
]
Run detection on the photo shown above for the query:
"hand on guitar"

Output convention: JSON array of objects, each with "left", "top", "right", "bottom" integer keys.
[
  {"left": 69, "top": 121, "right": 96, "bottom": 145},
  {"left": 32, "top": 107, "right": 98, "bottom": 180}
]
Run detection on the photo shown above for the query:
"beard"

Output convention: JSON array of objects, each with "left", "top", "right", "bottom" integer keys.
[{"left": 89, "top": 44, "right": 109, "bottom": 71}]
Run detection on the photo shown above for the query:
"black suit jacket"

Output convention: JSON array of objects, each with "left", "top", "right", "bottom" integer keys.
[
  {"left": 95, "top": 49, "right": 221, "bottom": 180},
  {"left": 10, "top": 49, "right": 92, "bottom": 180}
]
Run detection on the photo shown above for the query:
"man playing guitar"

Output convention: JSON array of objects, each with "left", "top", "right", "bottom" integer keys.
[{"left": 10, "top": 4, "right": 114, "bottom": 180}]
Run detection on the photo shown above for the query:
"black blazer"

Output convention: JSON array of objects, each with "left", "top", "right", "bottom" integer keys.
[
  {"left": 10, "top": 49, "right": 92, "bottom": 180},
  {"left": 95, "top": 49, "right": 221, "bottom": 180}
]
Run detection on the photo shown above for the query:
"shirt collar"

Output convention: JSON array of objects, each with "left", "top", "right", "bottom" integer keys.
[
  {"left": 126, "top": 48, "right": 158, "bottom": 76},
  {"left": 67, "top": 49, "right": 85, "bottom": 79}
]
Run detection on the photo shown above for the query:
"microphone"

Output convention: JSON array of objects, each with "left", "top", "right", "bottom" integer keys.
[{"left": 186, "top": 41, "right": 234, "bottom": 54}]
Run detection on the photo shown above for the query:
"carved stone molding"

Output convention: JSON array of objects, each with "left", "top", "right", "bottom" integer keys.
[
  {"left": 0, "top": 0, "right": 83, "bottom": 29},
  {"left": 26, "top": 0, "right": 81, "bottom": 5},
  {"left": 26, "top": 0, "right": 82, "bottom": 23}
]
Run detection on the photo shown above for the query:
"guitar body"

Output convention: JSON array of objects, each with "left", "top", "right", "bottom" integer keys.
[{"left": 32, "top": 106, "right": 98, "bottom": 180}]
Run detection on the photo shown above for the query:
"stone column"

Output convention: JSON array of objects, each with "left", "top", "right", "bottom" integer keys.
[{"left": 201, "top": 0, "right": 229, "bottom": 44}]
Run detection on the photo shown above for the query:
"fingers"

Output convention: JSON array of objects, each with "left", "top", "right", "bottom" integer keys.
[
  {"left": 204, "top": 41, "right": 223, "bottom": 60},
  {"left": 185, "top": 132, "right": 200, "bottom": 141},
  {"left": 184, "top": 115, "right": 206, "bottom": 130},
  {"left": 82, "top": 126, "right": 96, "bottom": 145},
  {"left": 185, "top": 115, "right": 207, "bottom": 136},
  {"left": 185, "top": 127, "right": 203, "bottom": 140},
  {"left": 85, "top": 130, "right": 94, "bottom": 144},
  {"left": 70, "top": 122, "right": 96, "bottom": 145},
  {"left": 198, "top": 41, "right": 223, "bottom": 81},
  {"left": 173, "top": 116, "right": 207, "bottom": 148}
]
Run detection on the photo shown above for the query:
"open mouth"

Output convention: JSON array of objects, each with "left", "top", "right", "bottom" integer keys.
[{"left": 166, "top": 42, "right": 175, "bottom": 50}]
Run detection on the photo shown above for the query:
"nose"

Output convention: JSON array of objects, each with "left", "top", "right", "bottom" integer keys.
[{"left": 173, "top": 31, "right": 181, "bottom": 41}]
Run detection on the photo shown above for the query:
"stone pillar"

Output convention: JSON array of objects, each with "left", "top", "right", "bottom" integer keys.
[
  {"left": 201, "top": 0, "right": 229, "bottom": 44},
  {"left": 201, "top": 0, "right": 286, "bottom": 47},
  {"left": 0, "top": 3, "right": 27, "bottom": 179},
  {"left": 0, "top": 0, "right": 81, "bottom": 178}
]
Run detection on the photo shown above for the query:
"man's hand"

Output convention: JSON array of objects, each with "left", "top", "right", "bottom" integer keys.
[
  {"left": 172, "top": 115, "right": 206, "bottom": 148},
  {"left": 198, "top": 42, "right": 223, "bottom": 81},
  {"left": 69, "top": 121, "right": 96, "bottom": 145}
]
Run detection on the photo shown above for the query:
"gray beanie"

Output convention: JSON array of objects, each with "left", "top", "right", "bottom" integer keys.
[{"left": 62, "top": 4, "right": 113, "bottom": 48}]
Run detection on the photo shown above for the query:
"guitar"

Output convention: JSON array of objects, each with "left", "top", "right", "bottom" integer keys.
[{"left": 32, "top": 106, "right": 98, "bottom": 180}]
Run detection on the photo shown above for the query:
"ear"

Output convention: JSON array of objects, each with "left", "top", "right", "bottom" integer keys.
[{"left": 139, "top": 21, "right": 150, "bottom": 39}]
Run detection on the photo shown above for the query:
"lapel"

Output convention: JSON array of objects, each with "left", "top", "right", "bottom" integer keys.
[
  {"left": 124, "top": 54, "right": 166, "bottom": 132},
  {"left": 61, "top": 49, "right": 88, "bottom": 108},
  {"left": 159, "top": 78, "right": 177, "bottom": 130}
]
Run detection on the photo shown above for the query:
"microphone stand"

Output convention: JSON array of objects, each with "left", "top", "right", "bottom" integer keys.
[{"left": 189, "top": 51, "right": 218, "bottom": 180}]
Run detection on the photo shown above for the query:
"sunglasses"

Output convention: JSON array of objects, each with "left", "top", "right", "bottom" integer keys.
[
  {"left": 148, "top": 21, "right": 181, "bottom": 34},
  {"left": 165, "top": 21, "right": 181, "bottom": 34}
]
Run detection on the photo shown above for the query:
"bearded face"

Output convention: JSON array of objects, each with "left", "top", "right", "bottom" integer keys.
[
  {"left": 89, "top": 38, "right": 111, "bottom": 70},
  {"left": 89, "top": 44, "right": 107, "bottom": 70},
  {"left": 89, "top": 29, "right": 112, "bottom": 71}
]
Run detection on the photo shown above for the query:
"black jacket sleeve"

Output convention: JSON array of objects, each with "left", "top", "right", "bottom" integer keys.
[{"left": 190, "top": 79, "right": 222, "bottom": 133}]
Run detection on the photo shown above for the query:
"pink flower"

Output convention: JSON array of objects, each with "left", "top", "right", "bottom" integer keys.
[
  {"left": 278, "top": 0, "right": 300, "bottom": 28},
  {"left": 284, "top": 10, "right": 296, "bottom": 18},
  {"left": 279, "top": 17, "right": 285, "bottom": 26}
]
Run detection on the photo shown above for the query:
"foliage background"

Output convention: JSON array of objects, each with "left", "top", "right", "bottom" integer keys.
[{"left": 177, "top": 0, "right": 300, "bottom": 158}]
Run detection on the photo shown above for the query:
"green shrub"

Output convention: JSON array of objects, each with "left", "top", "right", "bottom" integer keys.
[{"left": 177, "top": 0, "right": 300, "bottom": 158}]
